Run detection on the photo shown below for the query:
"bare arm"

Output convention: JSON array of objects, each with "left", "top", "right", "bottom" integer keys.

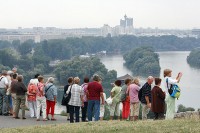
[
  {"left": 100, "top": 92, "right": 105, "bottom": 105},
  {"left": 176, "top": 72, "right": 182, "bottom": 83},
  {"left": 145, "top": 96, "right": 150, "bottom": 104},
  {"left": 54, "top": 96, "right": 57, "bottom": 103}
]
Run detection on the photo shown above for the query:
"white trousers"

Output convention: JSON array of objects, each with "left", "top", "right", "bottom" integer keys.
[
  {"left": 36, "top": 96, "right": 46, "bottom": 119},
  {"left": 28, "top": 101, "right": 37, "bottom": 117},
  {"left": 141, "top": 103, "right": 150, "bottom": 120}
]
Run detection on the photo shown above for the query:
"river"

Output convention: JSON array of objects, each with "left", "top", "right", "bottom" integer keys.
[
  {"left": 100, "top": 51, "right": 200, "bottom": 110},
  {"left": 55, "top": 51, "right": 200, "bottom": 114}
]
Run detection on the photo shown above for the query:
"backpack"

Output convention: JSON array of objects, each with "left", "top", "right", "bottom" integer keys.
[
  {"left": 120, "top": 86, "right": 127, "bottom": 102},
  {"left": 138, "top": 87, "right": 143, "bottom": 101},
  {"left": 166, "top": 78, "right": 181, "bottom": 99}
]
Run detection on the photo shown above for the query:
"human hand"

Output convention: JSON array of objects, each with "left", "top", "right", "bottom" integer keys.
[
  {"left": 102, "top": 100, "right": 105, "bottom": 105},
  {"left": 178, "top": 72, "right": 183, "bottom": 77},
  {"left": 147, "top": 103, "right": 151, "bottom": 108}
]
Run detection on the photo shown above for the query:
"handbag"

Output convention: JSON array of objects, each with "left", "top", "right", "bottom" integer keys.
[
  {"left": 106, "top": 97, "right": 113, "bottom": 105},
  {"left": 61, "top": 84, "right": 73, "bottom": 105}
]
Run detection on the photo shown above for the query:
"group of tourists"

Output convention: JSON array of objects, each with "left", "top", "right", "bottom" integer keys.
[
  {"left": 0, "top": 68, "right": 58, "bottom": 121},
  {"left": 62, "top": 68, "right": 182, "bottom": 123},
  {"left": 0, "top": 67, "right": 182, "bottom": 123}
]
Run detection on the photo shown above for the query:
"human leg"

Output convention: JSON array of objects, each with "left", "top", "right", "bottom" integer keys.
[
  {"left": 94, "top": 100, "right": 100, "bottom": 121},
  {"left": 41, "top": 97, "right": 47, "bottom": 120},
  {"left": 75, "top": 106, "right": 80, "bottom": 122},
  {"left": 21, "top": 95, "right": 26, "bottom": 118},
  {"left": 69, "top": 105, "right": 74, "bottom": 123},
  {"left": 15, "top": 95, "right": 21, "bottom": 118},
  {"left": 82, "top": 102, "right": 88, "bottom": 122},
  {"left": 36, "top": 98, "right": 42, "bottom": 120},
  {"left": 87, "top": 100, "right": 94, "bottom": 121},
  {"left": 142, "top": 103, "right": 149, "bottom": 120}
]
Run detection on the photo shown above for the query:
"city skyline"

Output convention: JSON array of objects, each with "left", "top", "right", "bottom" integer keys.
[{"left": 0, "top": 0, "right": 199, "bottom": 29}]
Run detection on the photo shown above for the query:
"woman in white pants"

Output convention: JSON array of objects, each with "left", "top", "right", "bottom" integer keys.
[
  {"left": 27, "top": 79, "right": 37, "bottom": 118},
  {"left": 36, "top": 76, "right": 47, "bottom": 121}
]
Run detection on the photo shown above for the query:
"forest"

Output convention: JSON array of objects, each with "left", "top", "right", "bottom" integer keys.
[{"left": 0, "top": 35, "right": 200, "bottom": 86}]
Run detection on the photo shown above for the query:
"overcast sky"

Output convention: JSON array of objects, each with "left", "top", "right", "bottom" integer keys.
[{"left": 0, "top": 0, "right": 199, "bottom": 29}]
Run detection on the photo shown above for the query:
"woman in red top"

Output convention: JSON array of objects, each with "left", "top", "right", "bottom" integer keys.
[{"left": 27, "top": 79, "right": 37, "bottom": 118}]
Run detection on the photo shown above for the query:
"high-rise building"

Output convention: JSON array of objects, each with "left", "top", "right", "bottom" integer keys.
[
  {"left": 119, "top": 14, "right": 134, "bottom": 35},
  {"left": 120, "top": 14, "right": 133, "bottom": 27}
]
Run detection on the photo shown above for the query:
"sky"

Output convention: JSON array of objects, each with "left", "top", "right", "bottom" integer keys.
[{"left": 0, "top": 0, "right": 199, "bottom": 29}]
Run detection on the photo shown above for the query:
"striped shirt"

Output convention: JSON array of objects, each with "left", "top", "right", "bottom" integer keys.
[{"left": 67, "top": 84, "right": 84, "bottom": 107}]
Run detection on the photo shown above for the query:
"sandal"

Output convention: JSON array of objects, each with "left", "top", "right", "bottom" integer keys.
[{"left": 43, "top": 118, "right": 48, "bottom": 121}]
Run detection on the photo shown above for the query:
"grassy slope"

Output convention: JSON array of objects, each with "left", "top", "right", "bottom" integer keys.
[{"left": 1, "top": 119, "right": 200, "bottom": 133}]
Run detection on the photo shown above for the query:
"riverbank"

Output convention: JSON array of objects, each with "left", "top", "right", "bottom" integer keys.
[{"left": 1, "top": 118, "right": 200, "bottom": 133}]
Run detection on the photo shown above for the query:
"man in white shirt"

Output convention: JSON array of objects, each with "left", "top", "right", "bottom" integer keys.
[{"left": 0, "top": 70, "right": 9, "bottom": 115}]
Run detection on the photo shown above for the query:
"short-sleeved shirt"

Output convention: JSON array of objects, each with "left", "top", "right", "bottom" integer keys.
[
  {"left": 141, "top": 82, "right": 152, "bottom": 104},
  {"left": 81, "top": 83, "right": 88, "bottom": 102},
  {"left": 68, "top": 84, "right": 83, "bottom": 107},
  {"left": 45, "top": 83, "right": 57, "bottom": 101},
  {"left": 111, "top": 86, "right": 121, "bottom": 103},
  {"left": 0, "top": 76, "right": 8, "bottom": 88},
  {"left": 128, "top": 84, "right": 140, "bottom": 103},
  {"left": 87, "top": 81, "right": 103, "bottom": 101},
  {"left": 27, "top": 83, "right": 37, "bottom": 101},
  {"left": 37, "top": 82, "right": 45, "bottom": 97},
  {"left": 164, "top": 76, "right": 178, "bottom": 94}
]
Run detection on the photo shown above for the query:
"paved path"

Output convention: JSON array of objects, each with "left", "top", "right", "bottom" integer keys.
[{"left": 0, "top": 113, "right": 68, "bottom": 128}]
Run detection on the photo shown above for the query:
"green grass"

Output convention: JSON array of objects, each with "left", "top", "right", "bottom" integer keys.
[{"left": 1, "top": 118, "right": 200, "bottom": 133}]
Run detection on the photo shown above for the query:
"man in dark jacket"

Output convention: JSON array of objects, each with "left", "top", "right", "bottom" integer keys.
[{"left": 140, "top": 76, "right": 154, "bottom": 120}]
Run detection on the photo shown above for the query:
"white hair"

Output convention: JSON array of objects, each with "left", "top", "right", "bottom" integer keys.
[
  {"left": 147, "top": 76, "right": 154, "bottom": 80},
  {"left": 48, "top": 77, "right": 54, "bottom": 83}
]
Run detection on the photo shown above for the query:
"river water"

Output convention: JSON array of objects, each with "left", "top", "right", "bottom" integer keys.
[
  {"left": 100, "top": 51, "right": 200, "bottom": 110},
  {"left": 55, "top": 51, "right": 200, "bottom": 114}
]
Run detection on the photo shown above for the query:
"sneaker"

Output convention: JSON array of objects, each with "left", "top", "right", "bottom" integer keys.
[{"left": 15, "top": 117, "right": 20, "bottom": 119}]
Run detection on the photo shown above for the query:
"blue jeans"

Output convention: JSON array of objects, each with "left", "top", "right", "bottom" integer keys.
[
  {"left": 87, "top": 100, "right": 100, "bottom": 121},
  {"left": 0, "top": 88, "right": 8, "bottom": 115}
]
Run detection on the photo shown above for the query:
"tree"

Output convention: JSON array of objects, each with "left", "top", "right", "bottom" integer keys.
[
  {"left": 54, "top": 57, "right": 117, "bottom": 92},
  {"left": 123, "top": 46, "right": 160, "bottom": 77},
  {"left": 177, "top": 104, "right": 195, "bottom": 113},
  {"left": 18, "top": 40, "right": 34, "bottom": 55}
]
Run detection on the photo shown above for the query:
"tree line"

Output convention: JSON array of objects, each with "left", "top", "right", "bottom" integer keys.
[{"left": 0, "top": 35, "right": 200, "bottom": 84}]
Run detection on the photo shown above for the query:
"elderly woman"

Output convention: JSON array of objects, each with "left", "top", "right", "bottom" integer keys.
[
  {"left": 62, "top": 77, "right": 73, "bottom": 121},
  {"left": 45, "top": 77, "right": 57, "bottom": 121},
  {"left": 27, "top": 79, "right": 37, "bottom": 118},
  {"left": 121, "top": 78, "right": 132, "bottom": 120},
  {"left": 164, "top": 69, "right": 182, "bottom": 120},
  {"left": 127, "top": 78, "right": 140, "bottom": 121},
  {"left": 81, "top": 77, "right": 89, "bottom": 122},
  {"left": 151, "top": 78, "right": 165, "bottom": 120},
  {"left": 15, "top": 75, "right": 27, "bottom": 119},
  {"left": 36, "top": 76, "right": 47, "bottom": 121},
  {"left": 67, "top": 77, "right": 84, "bottom": 123},
  {"left": 110, "top": 80, "right": 122, "bottom": 120}
]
